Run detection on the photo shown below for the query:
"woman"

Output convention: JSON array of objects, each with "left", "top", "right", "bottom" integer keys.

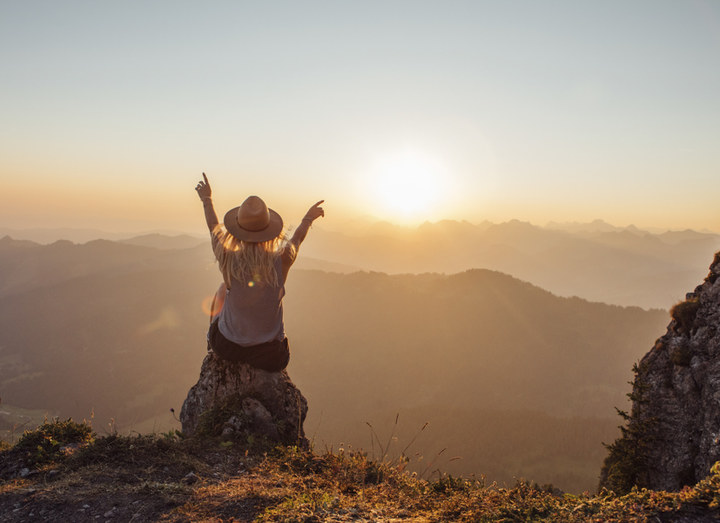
[{"left": 195, "top": 172, "right": 324, "bottom": 372}]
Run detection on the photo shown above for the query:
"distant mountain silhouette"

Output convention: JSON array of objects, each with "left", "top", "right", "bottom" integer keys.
[
  {"left": 0, "top": 237, "right": 201, "bottom": 297},
  {"left": 545, "top": 219, "right": 621, "bottom": 233},
  {"left": 0, "top": 237, "right": 671, "bottom": 491},
  {"left": 292, "top": 256, "right": 361, "bottom": 273},
  {"left": 119, "top": 233, "right": 205, "bottom": 250},
  {"left": 4, "top": 220, "right": 718, "bottom": 308},
  {"left": 0, "top": 227, "right": 142, "bottom": 244},
  {"left": 300, "top": 220, "right": 720, "bottom": 308}
]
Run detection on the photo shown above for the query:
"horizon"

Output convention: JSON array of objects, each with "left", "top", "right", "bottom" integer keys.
[
  {"left": 1, "top": 1, "right": 719, "bottom": 234},
  {"left": 1, "top": 216, "right": 719, "bottom": 245}
]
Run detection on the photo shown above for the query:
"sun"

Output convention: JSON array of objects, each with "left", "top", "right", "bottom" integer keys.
[{"left": 370, "top": 150, "right": 447, "bottom": 222}]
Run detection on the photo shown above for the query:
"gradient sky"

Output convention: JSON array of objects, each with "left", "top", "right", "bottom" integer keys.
[{"left": 1, "top": 1, "right": 719, "bottom": 233}]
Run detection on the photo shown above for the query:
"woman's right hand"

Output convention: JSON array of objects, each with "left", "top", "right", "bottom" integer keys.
[
  {"left": 303, "top": 200, "right": 325, "bottom": 222},
  {"left": 195, "top": 172, "right": 212, "bottom": 201}
]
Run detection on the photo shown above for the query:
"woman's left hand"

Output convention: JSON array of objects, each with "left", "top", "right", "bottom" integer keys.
[{"left": 303, "top": 200, "right": 325, "bottom": 222}]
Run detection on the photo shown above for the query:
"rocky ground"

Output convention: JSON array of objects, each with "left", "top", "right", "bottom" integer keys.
[
  {"left": 3, "top": 421, "right": 720, "bottom": 522},
  {"left": 0, "top": 432, "right": 274, "bottom": 522}
]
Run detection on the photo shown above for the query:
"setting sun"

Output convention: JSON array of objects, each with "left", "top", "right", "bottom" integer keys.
[{"left": 370, "top": 150, "right": 447, "bottom": 222}]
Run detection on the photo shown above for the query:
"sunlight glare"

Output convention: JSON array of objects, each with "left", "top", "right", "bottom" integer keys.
[{"left": 371, "top": 150, "right": 447, "bottom": 221}]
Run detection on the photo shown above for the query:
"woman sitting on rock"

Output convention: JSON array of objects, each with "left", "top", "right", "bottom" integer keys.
[{"left": 195, "top": 172, "right": 324, "bottom": 372}]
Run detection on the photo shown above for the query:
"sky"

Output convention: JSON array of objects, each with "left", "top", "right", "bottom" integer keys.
[{"left": 1, "top": 0, "right": 719, "bottom": 234}]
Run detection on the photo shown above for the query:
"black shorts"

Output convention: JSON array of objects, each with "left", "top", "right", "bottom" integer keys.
[{"left": 208, "top": 319, "right": 290, "bottom": 372}]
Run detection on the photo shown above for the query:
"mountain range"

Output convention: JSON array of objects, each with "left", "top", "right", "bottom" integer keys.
[
  {"left": 7, "top": 218, "right": 716, "bottom": 309},
  {"left": 0, "top": 234, "right": 676, "bottom": 491},
  {"left": 302, "top": 220, "right": 720, "bottom": 309}
]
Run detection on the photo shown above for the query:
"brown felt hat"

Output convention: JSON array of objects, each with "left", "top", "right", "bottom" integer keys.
[{"left": 223, "top": 196, "right": 283, "bottom": 243}]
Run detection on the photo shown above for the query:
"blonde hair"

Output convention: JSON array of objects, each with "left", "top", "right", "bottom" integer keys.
[{"left": 211, "top": 225, "right": 295, "bottom": 289}]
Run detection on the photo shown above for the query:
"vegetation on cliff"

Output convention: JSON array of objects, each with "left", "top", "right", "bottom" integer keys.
[
  {"left": 599, "top": 251, "right": 720, "bottom": 493},
  {"left": 2, "top": 420, "right": 720, "bottom": 522},
  {"left": 598, "top": 362, "right": 657, "bottom": 495}
]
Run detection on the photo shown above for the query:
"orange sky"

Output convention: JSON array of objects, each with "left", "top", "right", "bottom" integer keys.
[{"left": 1, "top": 2, "right": 719, "bottom": 234}]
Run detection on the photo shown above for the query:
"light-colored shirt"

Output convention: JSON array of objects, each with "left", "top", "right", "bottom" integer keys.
[{"left": 217, "top": 255, "right": 289, "bottom": 346}]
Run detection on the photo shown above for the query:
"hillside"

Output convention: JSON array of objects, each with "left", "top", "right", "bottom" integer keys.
[
  {"left": 304, "top": 221, "right": 720, "bottom": 309},
  {"left": 0, "top": 237, "right": 672, "bottom": 492},
  {"left": 5, "top": 218, "right": 720, "bottom": 309},
  {"left": 2, "top": 421, "right": 720, "bottom": 522}
]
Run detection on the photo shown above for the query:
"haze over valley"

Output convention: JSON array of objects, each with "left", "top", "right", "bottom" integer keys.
[{"left": 0, "top": 232, "right": 682, "bottom": 492}]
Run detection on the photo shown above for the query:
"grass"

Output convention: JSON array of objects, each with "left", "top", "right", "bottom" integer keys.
[
  {"left": 2, "top": 419, "right": 720, "bottom": 521},
  {"left": 12, "top": 418, "right": 94, "bottom": 466}
]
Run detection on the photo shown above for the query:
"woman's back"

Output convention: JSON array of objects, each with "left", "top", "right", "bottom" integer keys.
[
  {"left": 194, "top": 172, "right": 324, "bottom": 370},
  {"left": 218, "top": 254, "right": 288, "bottom": 345}
]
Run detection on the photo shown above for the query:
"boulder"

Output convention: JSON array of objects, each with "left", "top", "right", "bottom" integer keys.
[
  {"left": 600, "top": 252, "right": 720, "bottom": 492},
  {"left": 180, "top": 352, "right": 308, "bottom": 447}
]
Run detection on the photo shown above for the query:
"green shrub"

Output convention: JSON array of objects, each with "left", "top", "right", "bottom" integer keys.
[
  {"left": 599, "top": 364, "right": 656, "bottom": 494},
  {"left": 599, "top": 435, "right": 644, "bottom": 495},
  {"left": 14, "top": 418, "right": 94, "bottom": 465},
  {"left": 705, "top": 252, "right": 720, "bottom": 284},
  {"left": 670, "top": 298, "right": 700, "bottom": 334}
]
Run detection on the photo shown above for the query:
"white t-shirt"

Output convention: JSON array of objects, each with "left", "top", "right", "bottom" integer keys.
[{"left": 217, "top": 255, "right": 288, "bottom": 345}]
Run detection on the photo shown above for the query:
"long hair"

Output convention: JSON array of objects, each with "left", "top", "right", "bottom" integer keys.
[{"left": 211, "top": 224, "right": 295, "bottom": 289}]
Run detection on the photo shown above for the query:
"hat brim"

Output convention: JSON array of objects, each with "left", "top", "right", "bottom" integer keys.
[{"left": 223, "top": 207, "right": 283, "bottom": 243}]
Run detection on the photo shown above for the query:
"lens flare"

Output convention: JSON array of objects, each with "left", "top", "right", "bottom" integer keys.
[
  {"left": 201, "top": 295, "right": 216, "bottom": 316},
  {"left": 201, "top": 284, "right": 227, "bottom": 317}
]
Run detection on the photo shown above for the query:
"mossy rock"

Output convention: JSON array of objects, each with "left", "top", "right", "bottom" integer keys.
[{"left": 196, "top": 394, "right": 249, "bottom": 438}]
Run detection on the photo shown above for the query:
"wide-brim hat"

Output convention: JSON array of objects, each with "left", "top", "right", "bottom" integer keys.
[{"left": 223, "top": 195, "right": 283, "bottom": 243}]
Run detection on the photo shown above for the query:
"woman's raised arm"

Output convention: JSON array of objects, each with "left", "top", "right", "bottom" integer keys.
[
  {"left": 195, "top": 172, "right": 219, "bottom": 233},
  {"left": 289, "top": 200, "right": 325, "bottom": 250}
]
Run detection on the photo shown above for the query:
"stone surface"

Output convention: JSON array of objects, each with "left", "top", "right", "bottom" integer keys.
[
  {"left": 180, "top": 352, "right": 308, "bottom": 447},
  {"left": 601, "top": 252, "right": 720, "bottom": 492}
]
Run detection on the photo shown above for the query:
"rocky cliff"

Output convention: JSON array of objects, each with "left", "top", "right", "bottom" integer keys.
[
  {"left": 180, "top": 352, "right": 308, "bottom": 447},
  {"left": 600, "top": 251, "right": 720, "bottom": 493}
]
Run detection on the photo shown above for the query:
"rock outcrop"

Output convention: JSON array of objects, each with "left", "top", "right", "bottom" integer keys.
[
  {"left": 600, "top": 252, "right": 720, "bottom": 493},
  {"left": 180, "top": 352, "right": 308, "bottom": 447}
]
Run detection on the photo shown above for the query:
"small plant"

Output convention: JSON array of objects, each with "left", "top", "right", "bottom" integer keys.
[
  {"left": 195, "top": 394, "right": 247, "bottom": 437},
  {"left": 14, "top": 418, "right": 94, "bottom": 466},
  {"left": 365, "top": 413, "right": 429, "bottom": 466},
  {"left": 430, "top": 473, "right": 468, "bottom": 494},
  {"left": 161, "top": 429, "right": 183, "bottom": 441},
  {"left": 670, "top": 297, "right": 700, "bottom": 334},
  {"left": 705, "top": 252, "right": 720, "bottom": 284}
]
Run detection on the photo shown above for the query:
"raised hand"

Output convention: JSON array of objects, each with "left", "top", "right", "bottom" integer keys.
[
  {"left": 303, "top": 200, "right": 325, "bottom": 222},
  {"left": 195, "top": 172, "right": 212, "bottom": 201}
]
